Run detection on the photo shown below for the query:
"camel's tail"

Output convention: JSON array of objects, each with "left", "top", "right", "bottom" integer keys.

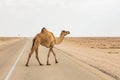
[{"left": 31, "top": 38, "right": 35, "bottom": 50}]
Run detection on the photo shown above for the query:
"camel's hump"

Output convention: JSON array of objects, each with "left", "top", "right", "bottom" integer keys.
[{"left": 41, "top": 27, "right": 49, "bottom": 33}]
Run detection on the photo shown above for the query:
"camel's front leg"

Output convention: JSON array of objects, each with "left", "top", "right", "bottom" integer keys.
[
  {"left": 47, "top": 48, "right": 52, "bottom": 65},
  {"left": 51, "top": 49, "right": 58, "bottom": 64}
]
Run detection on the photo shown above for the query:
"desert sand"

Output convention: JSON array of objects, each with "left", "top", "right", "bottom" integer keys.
[{"left": 56, "top": 37, "right": 120, "bottom": 80}]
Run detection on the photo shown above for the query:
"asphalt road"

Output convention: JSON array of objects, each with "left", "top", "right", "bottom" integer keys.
[{"left": 0, "top": 38, "right": 115, "bottom": 80}]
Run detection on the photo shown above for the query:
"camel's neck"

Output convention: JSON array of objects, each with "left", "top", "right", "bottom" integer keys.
[{"left": 55, "top": 34, "right": 65, "bottom": 45}]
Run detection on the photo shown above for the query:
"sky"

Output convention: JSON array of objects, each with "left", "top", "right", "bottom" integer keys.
[{"left": 0, "top": 0, "right": 120, "bottom": 37}]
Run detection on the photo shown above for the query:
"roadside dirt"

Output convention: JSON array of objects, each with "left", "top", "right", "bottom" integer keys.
[{"left": 55, "top": 37, "right": 120, "bottom": 80}]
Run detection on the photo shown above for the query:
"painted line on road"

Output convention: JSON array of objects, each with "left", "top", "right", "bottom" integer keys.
[{"left": 4, "top": 40, "right": 29, "bottom": 80}]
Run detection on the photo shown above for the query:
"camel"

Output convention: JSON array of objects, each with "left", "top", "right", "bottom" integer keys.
[{"left": 26, "top": 27, "right": 70, "bottom": 66}]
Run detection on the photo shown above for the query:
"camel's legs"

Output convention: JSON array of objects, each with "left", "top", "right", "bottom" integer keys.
[
  {"left": 47, "top": 48, "right": 52, "bottom": 65},
  {"left": 26, "top": 40, "right": 40, "bottom": 67},
  {"left": 51, "top": 49, "right": 58, "bottom": 63},
  {"left": 26, "top": 49, "right": 35, "bottom": 66},
  {"left": 35, "top": 48, "right": 43, "bottom": 66}
]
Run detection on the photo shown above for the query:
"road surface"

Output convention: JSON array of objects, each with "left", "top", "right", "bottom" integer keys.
[{"left": 0, "top": 38, "right": 115, "bottom": 80}]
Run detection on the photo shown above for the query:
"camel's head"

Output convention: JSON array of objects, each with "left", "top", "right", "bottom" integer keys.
[{"left": 61, "top": 30, "right": 70, "bottom": 36}]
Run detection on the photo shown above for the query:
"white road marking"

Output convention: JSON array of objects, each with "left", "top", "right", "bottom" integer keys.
[{"left": 4, "top": 40, "right": 29, "bottom": 80}]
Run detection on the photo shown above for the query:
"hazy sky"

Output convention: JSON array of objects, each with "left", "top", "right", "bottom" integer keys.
[{"left": 0, "top": 0, "right": 120, "bottom": 37}]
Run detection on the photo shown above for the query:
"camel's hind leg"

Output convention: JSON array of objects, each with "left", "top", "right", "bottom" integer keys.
[
  {"left": 26, "top": 39, "right": 40, "bottom": 67},
  {"left": 51, "top": 49, "right": 58, "bottom": 63},
  {"left": 26, "top": 49, "right": 35, "bottom": 67},
  {"left": 35, "top": 48, "right": 43, "bottom": 66}
]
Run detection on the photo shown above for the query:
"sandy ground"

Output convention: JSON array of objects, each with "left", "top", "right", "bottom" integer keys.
[{"left": 55, "top": 37, "right": 120, "bottom": 80}]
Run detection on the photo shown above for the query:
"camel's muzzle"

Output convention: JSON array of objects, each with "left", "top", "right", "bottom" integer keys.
[{"left": 68, "top": 31, "right": 70, "bottom": 34}]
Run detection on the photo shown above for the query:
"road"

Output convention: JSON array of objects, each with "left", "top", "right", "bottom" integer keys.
[{"left": 0, "top": 38, "right": 115, "bottom": 80}]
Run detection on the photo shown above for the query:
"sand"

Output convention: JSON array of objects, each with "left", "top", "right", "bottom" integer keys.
[{"left": 56, "top": 37, "right": 120, "bottom": 80}]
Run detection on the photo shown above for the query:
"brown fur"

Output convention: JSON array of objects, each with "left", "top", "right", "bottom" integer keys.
[{"left": 26, "top": 27, "right": 70, "bottom": 66}]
